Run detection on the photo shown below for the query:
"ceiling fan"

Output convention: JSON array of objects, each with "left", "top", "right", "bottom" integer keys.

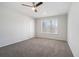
[{"left": 22, "top": 2, "right": 43, "bottom": 12}]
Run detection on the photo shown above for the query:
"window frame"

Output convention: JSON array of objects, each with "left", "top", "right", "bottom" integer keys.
[{"left": 41, "top": 18, "right": 58, "bottom": 34}]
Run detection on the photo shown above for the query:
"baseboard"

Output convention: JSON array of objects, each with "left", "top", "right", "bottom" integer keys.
[
  {"left": 67, "top": 41, "right": 74, "bottom": 57},
  {"left": 0, "top": 37, "right": 34, "bottom": 48},
  {"left": 34, "top": 37, "right": 67, "bottom": 42}
]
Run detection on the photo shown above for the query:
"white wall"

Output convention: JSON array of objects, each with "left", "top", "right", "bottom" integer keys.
[
  {"left": 35, "top": 14, "right": 67, "bottom": 41},
  {"left": 0, "top": 4, "right": 35, "bottom": 47},
  {"left": 68, "top": 3, "right": 79, "bottom": 57}
]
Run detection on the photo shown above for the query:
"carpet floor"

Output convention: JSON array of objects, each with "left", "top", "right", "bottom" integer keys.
[{"left": 0, "top": 37, "right": 73, "bottom": 57}]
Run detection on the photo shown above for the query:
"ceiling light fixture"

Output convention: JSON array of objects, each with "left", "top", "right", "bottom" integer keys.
[
  {"left": 22, "top": 2, "right": 43, "bottom": 12},
  {"left": 32, "top": 7, "right": 37, "bottom": 12}
]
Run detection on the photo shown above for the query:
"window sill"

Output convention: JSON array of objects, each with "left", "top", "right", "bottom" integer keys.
[{"left": 41, "top": 32, "right": 59, "bottom": 35}]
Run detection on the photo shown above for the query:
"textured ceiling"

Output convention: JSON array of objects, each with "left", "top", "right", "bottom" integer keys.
[{"left": 0, "top": 2, "right": 71, "bottom": 18}]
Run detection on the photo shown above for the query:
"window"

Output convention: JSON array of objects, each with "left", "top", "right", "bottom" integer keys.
[{"left": 41, "top": 18, "right": 58, "bottom": 34}]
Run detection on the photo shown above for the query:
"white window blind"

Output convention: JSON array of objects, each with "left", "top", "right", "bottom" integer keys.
[{"left": 41, "top": 18, "right": 58, "bottom": 34}]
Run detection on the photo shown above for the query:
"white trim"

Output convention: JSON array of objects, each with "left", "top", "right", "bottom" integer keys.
[
  {"left": 41, "top": 18, "right": 58, "bottom": 34},
  {"left": 41, "top": 32, "right": 59, "bottom": 35}
]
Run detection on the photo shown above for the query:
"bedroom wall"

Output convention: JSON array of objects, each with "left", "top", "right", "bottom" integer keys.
[
  {"left": 35, "top": 14, "right": 67, "bottom": 41},
  {"left": 68, "top": 3, "right": 79, "bottom": 57},
  {"left": 0, "top": 3, "right": 35, "bottom": 47}
]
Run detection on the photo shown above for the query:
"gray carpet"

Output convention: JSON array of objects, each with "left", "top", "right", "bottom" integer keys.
[{"left": 0, "top": 37, "right": 73, "bottom": 57}]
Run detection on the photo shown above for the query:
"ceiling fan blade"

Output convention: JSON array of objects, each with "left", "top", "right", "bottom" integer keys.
[
  {"left": 22, "top": 4, "right": 33, "bottom": 7},
  {"left": 36, "top": 2, "right": 43, "bottom": 7}
]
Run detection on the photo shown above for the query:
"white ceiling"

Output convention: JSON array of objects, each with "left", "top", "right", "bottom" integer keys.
[{"left": 1, "top": 2, "right": 71, "bottom": 18}]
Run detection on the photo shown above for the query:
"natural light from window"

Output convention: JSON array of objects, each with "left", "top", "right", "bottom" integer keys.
[{"left": 41, "top": 18, "right": 58, "bottom": 34}]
